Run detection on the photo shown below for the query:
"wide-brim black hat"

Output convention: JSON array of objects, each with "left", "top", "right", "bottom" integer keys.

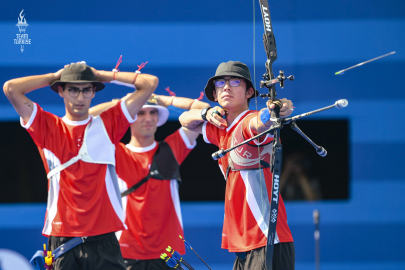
[
  {"left": 204, "top": 61, "right": 259, "bottom": 102},
  {"left": 50, "top": 63, "right": 105, "bottom": 92}
]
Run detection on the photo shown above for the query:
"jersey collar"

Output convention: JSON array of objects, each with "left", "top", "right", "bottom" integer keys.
[
  {"left": 62, "top": 115, "right": 91, "bottom": 126},
  {"left": 126, "top": 141, "right": 157, "bottom": 153},
  {"left": 226, "top": 110, "right": 249, "bottom": 132}
]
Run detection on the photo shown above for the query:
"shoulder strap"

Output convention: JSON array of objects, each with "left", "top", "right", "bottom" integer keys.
[
  {"left": 150, "top": 141, "right": 181, "bottom": 181},
  {"left": 121, "top": 141, "right": 181, "bottom": 197},
  {"left": 121, "top": 174, "right": 151, "bottom": 197}
]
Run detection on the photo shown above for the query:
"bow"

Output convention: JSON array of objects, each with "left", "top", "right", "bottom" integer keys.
[{"left": 257, "top": 2, "right": 291, "bottom": 269}]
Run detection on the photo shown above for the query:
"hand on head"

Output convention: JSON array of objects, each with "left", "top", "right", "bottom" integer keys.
[{"left": 54, "top": 62, "right": 101, "bottom": 82}]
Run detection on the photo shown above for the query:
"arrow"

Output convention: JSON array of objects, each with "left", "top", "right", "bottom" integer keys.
[
  {"left": 166, "top": 246, "right": 195, "bottom": 270},
  {"left": 335, "top": 51, "right": 396, "bottom": 75},
  {"left": 179, "top": 235, "right": 212, "bottom": 270}
]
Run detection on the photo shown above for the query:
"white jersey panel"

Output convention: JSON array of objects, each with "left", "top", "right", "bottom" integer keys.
[
  {"left": 116, "top": 177, "right": 128, "bottom": 240},
  {"left": 105, "top": 165, "right": 127, "bottom": 230},
  {"left": 240, "top": 170, "right": 280, "bottom": 244},
  {"left": 42, "top": 148, "right": 61, "bottom": 236},
  {"left": 170, "top": 179, "right": 183, "bottom": 229}
]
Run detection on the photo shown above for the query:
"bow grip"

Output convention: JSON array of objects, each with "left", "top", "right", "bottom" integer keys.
[{"left": 270, "top": 98, "right": 282, "bottom": 119}]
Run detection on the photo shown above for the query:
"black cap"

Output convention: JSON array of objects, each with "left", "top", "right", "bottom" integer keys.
[
  {"left": 50, "top": 63, "right": 105, "bottom": 93},
  {"left": 204, "top": 61, "right": 259, "bottom": 102}
]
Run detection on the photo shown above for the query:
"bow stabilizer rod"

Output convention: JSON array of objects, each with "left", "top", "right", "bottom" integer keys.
[{"left": 213, "top": 99, "right": 347, "bottom": 159}]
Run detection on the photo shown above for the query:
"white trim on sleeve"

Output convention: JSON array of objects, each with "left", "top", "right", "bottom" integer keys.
[
  {"left": 20, "top": 103, "right": 38, "bottom": 129},
  {"left": 178, "top": 128, "right": 197, "bottom": 149},
  {"left": 120, "top": 101, "right": 137, "bottom": 124},
  {"left": 202, "top": 121, "right": 211, "bottom": 144}
]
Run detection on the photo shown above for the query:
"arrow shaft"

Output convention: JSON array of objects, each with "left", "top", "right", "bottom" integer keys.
[{"left": 336, "top": 51, "right": 396, "bottom": 74}]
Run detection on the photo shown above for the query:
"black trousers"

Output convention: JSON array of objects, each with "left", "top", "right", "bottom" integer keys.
[
  {"left": 233, "top": 242, "right": 295, "bottom": 270},
  {"left": 124, "top": 258, "right": 172, "bottom": 270},
  {"left": 48, "top": 232, "right": 126, "bottom": 270}
]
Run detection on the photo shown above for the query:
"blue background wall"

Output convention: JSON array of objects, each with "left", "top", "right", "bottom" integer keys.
[{"left": 1, "top": 0, "right": 404, "bottom": 269}]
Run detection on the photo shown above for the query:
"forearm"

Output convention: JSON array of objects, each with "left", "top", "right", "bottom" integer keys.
[
  {"left": 3, "top": 73, "right": 57, "bottom": 123},
  {"left": 250, "top": 114, "right": 274, "bottom": 135},
  {"left": 89, "top": 100, "right": 120, "bottom": 116},
  {"left": 100, "top": 70, "right": 158, "bottom": 91},
  {"left": 179, "top": 109, "right": 205, "bottom": 130},
  {"left": 4, "top": 73, "right": 56, "bottom": 97},
  {"left": 157, "top": 95, "right": 209, "bottom": 110},
  {"left": 124, "top": 75, "right": 159, "bottom": 118}
]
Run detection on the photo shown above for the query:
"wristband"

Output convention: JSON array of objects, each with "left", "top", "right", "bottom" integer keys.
[
  {"left": 260, "top": 108, "right": 271, "bottom": 125},
  {"left": 112, "top": 69, "right": 118, "bottom": 80}
]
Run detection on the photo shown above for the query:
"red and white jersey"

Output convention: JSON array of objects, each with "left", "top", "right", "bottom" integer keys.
[
  {"left": 116, "top": 129, "right": 196, "bottom": 260},
  {"left": 21, "top": 102, "right": 136, "bottom": 237},
  {"left": 202, "top": 110, "right": 293, "bottom": 252}
]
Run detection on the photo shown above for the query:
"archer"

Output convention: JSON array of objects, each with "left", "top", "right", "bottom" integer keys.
[{"left": 179, "top": 61, "right": 295, "bottom": 270}]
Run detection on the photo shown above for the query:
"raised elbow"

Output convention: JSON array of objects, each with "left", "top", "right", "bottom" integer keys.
[
  {"left": 179, "top": 112, "right": 193, "bottom": 129},
  {"left": 3, "top": 81, "right": 13, "bottom": 98},
  {"left": 150, "top": 76, "right": 159, "bottom": 89},
  {"left": 178, "top": 112, "right": 186, "bottom": 127}
]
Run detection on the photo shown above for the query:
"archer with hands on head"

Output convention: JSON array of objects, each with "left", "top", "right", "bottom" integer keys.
[
  {"left": 3, "top": 62, "right": 158, "bottom": 270},
  {"left": 179, "top": 61, "right": 295, "bottom": 270},
  {"left": 90, "top": 92, "right": 209, "bottom": 270}
]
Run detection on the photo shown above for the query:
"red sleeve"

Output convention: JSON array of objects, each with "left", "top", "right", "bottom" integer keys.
[
  {"left": 201, "top": 121, "right": 221, "bottom": 147},
  {"left": 164, "top": 129, "right": 196, "bottom": 165},
  {"left": 241, "top": 112, "right": 273, "bottom": 146},
  {"left": 99, "top": 101, "right": 137, "bottom": 145},
  {"left": 115, "top": 143, "right": 146, "bottom": 186},
  {"left": 20, "top": 103, "right": 59, "bottom": 148}
]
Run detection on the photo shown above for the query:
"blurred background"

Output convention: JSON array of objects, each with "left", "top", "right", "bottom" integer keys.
[{"left": 0, "top": 0, "right": 404, "bottom": 269}]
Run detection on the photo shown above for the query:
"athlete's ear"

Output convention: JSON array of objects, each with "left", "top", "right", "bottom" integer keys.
[
  {"left": 58, "top": 86, "right": 64, "bottom": 98},
  {"left": 213, "top": 89, "right": 218, "bottom": 102},
  {"left": 246, "top": 87, "right": 254, "bottom": 99}
]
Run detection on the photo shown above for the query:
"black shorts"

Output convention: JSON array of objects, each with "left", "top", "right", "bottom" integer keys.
[
  {"left": 124, "top": 258, "right": 172, "bottom": 270},
  {"left": 48, "top": 232, "right": 126, "bottom": 270},
  {"left": 233, "top": 242, "right": 295, "bottom": 270}
]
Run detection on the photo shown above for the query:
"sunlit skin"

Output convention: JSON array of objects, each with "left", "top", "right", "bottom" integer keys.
[
  {"left": 212, "top": 76, "right": 254, "bottom": 126},
  {"left": 213, "top": 76, "right": 254, "bottom": 110},
  {"left": 129, "top": 108, "right": 159, "bottom": 147},
  {"left": 58, "top": 83, "right": 95, "bottom": 121}
]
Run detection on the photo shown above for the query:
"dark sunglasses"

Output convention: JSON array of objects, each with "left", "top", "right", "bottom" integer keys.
[{"left": 214, "top": 78, "right": 242, "bottom": 88}]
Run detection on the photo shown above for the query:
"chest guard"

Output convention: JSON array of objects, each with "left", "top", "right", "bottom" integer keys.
[
  {"left": 46, "top": 116, "right": 116, "bottom": 180},
  {"left": 228, "top": 119, "right": 273, "bottom": 171},
  {"left": 121, "top": 141, "right": 181, "bottom": 197}
]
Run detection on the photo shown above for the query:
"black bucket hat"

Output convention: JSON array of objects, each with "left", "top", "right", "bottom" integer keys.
[
  {"left": 50, "top": 63, "right": 105, "bottom": 93},
  {"left": 204, "top": 61, "right": 259, "bottom": 102}
]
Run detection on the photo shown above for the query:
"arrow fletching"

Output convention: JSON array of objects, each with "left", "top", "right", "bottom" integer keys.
[
  {"left": 179, "top": 235, "right": 191, "bottom": 249},
  {"left": 172, "top": 250, "right": 182, "bottom": 261},
  {"left": 161, "top": 253, "right": 170, "bottom": 262}
]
